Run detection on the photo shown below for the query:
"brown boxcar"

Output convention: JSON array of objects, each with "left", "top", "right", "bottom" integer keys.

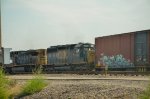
[{"left": 95, "top": 29, "right": 150, "bottom": 69}]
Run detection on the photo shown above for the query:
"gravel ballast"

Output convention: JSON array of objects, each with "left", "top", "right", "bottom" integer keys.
[{"left": 20, "top": 79, "right": 148, "bottom": 99}]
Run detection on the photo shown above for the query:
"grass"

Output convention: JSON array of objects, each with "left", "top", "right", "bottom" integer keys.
[
  {"left": 20, "top": 75, "right": 47, "bottom": 97},
  {"left": 140, "top": 82, "right": 150, "bottom": 99},
  {"left": 0, "top": 67, "right": 9, "bottom": 99},
  {"left": 0, "top": 66, "right": 47, "bottom": 98},
  {"left": 0, "top": 68, "right": 47, "bottom": 99},
  {"left": 0, "top": 67, "right": 11, "bottom": 99},
  {"left": 9, "top": 84, "right": 22, "bottom": 99},
  {"left": 0, "top": 87, "right": 9, "bottom": 99},
  {"left": 19, "top": 66, "right": 47, "bottom": 97}
]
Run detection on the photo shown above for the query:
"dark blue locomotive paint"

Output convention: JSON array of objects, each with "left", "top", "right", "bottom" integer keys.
[
  {"left": 10, "top": 43, "right": 95, "bottom": 72},
  {"left": 47, "top": 43, "right": 95, "bottom": 71}
]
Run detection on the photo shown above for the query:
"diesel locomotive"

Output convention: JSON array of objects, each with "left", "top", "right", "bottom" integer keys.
[{"left": 9, "top": 43, "right": 95, "bottom": 72}]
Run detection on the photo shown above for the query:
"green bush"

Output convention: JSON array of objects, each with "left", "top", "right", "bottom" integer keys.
[
  {"left": 21, "top": 75, "right": 47, "bottom": 96},
  {"left": 18, "top": 66, "right": 47, "bottom": 98},
  {"left": 0, "top": 67, "right": 7, "bottom": 83},
  {"left": 0, "top": 67, "right": 19, "bottom": 99},
  {"left": 0, "top": 87, "right": 9, "bottom": 99},
  {"left": 0, "top": 67, "right": 10, "bottom": 99}
]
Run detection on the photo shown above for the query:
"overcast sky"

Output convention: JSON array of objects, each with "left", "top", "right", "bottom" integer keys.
[{"left": 1, "top": 0, "right": 150, "bottom": 50}]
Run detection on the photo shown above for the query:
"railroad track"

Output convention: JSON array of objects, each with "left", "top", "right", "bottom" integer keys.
[
  {"left": 7, "top": 74, "right": 149, "bottom": 82},
  {"left": 9, "top": 70, "right": 150, "bottom": 76}
]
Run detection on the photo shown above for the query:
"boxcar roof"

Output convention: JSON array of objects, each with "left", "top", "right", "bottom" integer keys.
[{"left": 95, "top": 29, "right": 150, "bottom": 39}]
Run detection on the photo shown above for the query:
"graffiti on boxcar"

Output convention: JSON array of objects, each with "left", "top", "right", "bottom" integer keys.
[{"left": 99, "top": 54, "right": 134, "bottom": 68}]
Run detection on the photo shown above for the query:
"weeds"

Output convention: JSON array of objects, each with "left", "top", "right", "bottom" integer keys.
[
  {"left": 20, "top": 67, "right": 47, "bottom": 97},
  {"left": 0, "top": 67, "right": 10, "bottom": 99},
  {"left": 0, "top": 87, "right": 9, "bottom": 99},
  {"left": 20, "top": 76, "right": 47, "bottom": 97},
  {"left": 140, "top": 82, "right": 150, "bottom": 99},
  {"left": 0, "top": 67, "right": 22, "bottom": 99},
  {"left": 32, "top": 65, "right": 43, "bottom": 74},
  {"left": 0, "top": 66, "right": 47, "bottom": 98}
]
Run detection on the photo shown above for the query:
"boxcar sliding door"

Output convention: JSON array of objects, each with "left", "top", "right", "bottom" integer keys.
[{"left": 135, "top": 31, "right": 148, "bottom": 65}]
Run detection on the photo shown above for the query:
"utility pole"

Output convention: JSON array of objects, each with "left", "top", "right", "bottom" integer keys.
[
  {"left": 0, "top": 0, "right": 3, "bottom": 66},
  {"left": 0, "top": 0, "right": 12, "bottom": 67}
]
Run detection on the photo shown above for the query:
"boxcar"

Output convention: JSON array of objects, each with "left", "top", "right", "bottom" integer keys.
[{"left": 95, "top": 29, "right": 150, "bottom": 71}]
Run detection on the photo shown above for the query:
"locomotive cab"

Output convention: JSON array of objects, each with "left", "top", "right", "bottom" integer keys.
[{"left": 74, "top": 43, "right": 95, "bottom": 66}]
